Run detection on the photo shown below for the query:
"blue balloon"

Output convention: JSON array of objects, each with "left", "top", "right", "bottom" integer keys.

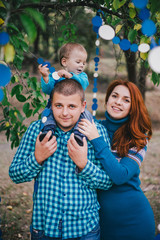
[
  {"left": 95, "top": 67, "right": 98, "bottom": 71},
  {"left": 92, "top": 16, "right": 102, "bottom": 27},
  {"left": 96, "top": 47, "right": 99, "bottom": 55},
  {"left": 93, "top": 98, "right": 98, "bottom": 103},
  {"left": 112, "top": 36, "right": 120, "bottom": 44},
  {"left": 49, "top": 67, "right": 55, "bottom": 73},
  {"left": 93, "top": 81, "right": 97, "bottom": 87},
  {"left": 0, "top": 88, "right": 4, "bottom": 102},
  {"left": 44, "top": 61, "right": 51, "bottom": 68},
  {"left": 142, "top": 19, "right": 157, "bottom": 37},
  {"left": 0, "top": 32, "right": 10, "bottom": 45},
  {"left": 37, "top": 58, "right": 44, "bottom": 64},
  {"left": 93, "top": 87, "right": 97, "bottom": 93},
  {"left": 150, "top": 38, "right": 157, "bottom": 49},
  {"left": 138, "top": 8, "right": 150, "bottom": 20},
  {"left": 94, "top": 57, "right": 100, "bottom": 63},
  {"left": 93, "top": 26, "right": 99, "bottom": 33},
  {"left": 132, "top": 0, "right": 148, "bottom": 9},
  {"left": 0, "top": 64, "right": 11, "bottom": 87},
  {"left": 130, "top": 43, "right": 138, "bottom": 52},
  {"left": 92, "top": 103, "right": 98, "bottom": 111},
  {"left": 119, "top": 39, "right": 131, "bottom": 51}
]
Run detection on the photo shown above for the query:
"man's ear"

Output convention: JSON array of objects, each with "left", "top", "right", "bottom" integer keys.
[
  {"left": 81, "top": 100, "right": 87, "bottom": 113},
  {"left": 61, "top": 57, "right": 67, "bottom": 67}
]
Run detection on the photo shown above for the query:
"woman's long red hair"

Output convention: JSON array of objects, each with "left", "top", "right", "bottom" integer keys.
[{"left": 105, "top": 79, "right": 152, "bottom": 157}]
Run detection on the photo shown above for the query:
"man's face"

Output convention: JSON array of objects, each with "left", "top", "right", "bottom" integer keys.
[{"left": 51, "top": 92, "right": 86, "bottom": 132}]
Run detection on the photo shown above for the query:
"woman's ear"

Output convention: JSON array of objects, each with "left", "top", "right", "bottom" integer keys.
[{"left": 61, "top": 57, "right": 67, "bottom": 67}]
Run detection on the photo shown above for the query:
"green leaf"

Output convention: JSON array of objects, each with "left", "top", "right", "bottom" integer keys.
[
  {"left": 151, "top": 72, "right": 160, "bottom": 86},
  {"left": 26, "top": 109, "right": 33, "bottom": 118},
  {"left": 30, "top": 77, "right": 38, "bottom": 90},
  {"left": 25, "top": 8, "right": 46, "bottom": 31},
  {"left": 11, "top": 84, "right": 23, "bottom": 97},
  {"left": 16, "top": 94, "right": 26, "bottom": 102},
  {"left": 129, "top": 8, "right": 136, "bottom": 18},
  {"left": 23, "top": 102, "right": 30, "bottom": 114},
  {"left": 128, "top": 29, "right": 137, "bottom": 43},
  {"left": 113, "top": 0, "right": 126, "bottom": 10},
  {"left": 19, "top": 13, "right": 37, "bottom": 43}
]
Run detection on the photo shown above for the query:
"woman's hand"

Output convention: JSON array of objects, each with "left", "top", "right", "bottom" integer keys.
[{"left": 78, "top": 119, "right": 100, "bottom": 141}]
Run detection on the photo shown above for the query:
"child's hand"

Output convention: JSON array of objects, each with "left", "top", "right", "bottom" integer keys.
[
  {"left": 58, "top": 69, "right": 72, "bottom": 79},
  {"left": 38, "top": 64, "right": 49, "bottom": 83}
]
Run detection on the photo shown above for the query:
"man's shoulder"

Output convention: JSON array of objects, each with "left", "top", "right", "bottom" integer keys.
[
  {"left": 95, "top": 120, "right": 107, "bottom": 135},
  {"left": 27, "top": 120, "right": 41, "bottom": 133}
]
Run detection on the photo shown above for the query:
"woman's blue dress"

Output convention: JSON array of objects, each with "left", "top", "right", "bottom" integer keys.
[{"left": 91, "top": 112, "right": 155, "bottom": 240}]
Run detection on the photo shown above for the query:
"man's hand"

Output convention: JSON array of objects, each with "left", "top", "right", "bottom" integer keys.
[
  {"left": 35, "top": 131, "right": 57, "bottom": 165},
  {"left": 38, "top": 64, "right": 49, "bottom": 83},
  {"left": 58, "top": 69, "right": 72, "bottom": 79},
  {"left": 67, "top": 133, "right": 88, "bottom": 171}
]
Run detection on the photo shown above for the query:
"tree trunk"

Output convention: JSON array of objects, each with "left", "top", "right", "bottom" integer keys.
[
  {"left": 138, "top": 62, "right": 148, "bottom": 100},
  {"left": 124, "top": 50, "right": 137, "bottom": 84}
]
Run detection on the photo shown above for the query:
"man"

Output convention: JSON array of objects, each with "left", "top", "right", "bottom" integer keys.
[{"left": 9, "top": 79, "right": 112, "bottom": 240}]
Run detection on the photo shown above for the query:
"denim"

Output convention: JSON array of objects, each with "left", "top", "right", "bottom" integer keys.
[{"left": 30, "top": 223, "right": 100, "bottom": 240}]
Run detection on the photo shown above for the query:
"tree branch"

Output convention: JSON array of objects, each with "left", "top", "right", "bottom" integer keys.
[{"left": 11, "top": 1, "right": 123, "bottom": 19}]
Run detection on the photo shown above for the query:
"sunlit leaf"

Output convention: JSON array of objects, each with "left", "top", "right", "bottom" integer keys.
[
  {"left": 4, "top": 43, "right": 15, "bottom": 63},
  {"left": 129, "top": 8, "right": 136, "bottom": 18},
  {"left": 134, "top": 24, "right": 142, "bottom": 31},
  {"left": 115, "top": 24, "right": 123, "bottom": 34},
  {"left": 140, "top": 52, "right": 148, "bottom": 60}
]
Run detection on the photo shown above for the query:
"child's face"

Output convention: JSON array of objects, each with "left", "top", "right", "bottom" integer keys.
[{"left": 62, "top": 49, "right": 87, "bottom": 74}]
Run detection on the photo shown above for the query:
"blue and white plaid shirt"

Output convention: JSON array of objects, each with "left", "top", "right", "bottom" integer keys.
[{"left": 9, "top": 120, "right": 112, "bottom": 239}]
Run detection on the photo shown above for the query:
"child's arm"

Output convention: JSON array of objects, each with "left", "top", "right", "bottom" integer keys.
[{"left": 38, "top": 64, "right": 49, "bottom": 83}]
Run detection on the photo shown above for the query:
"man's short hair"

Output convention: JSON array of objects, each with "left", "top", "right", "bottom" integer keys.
[{"left": 51, "top": 79, "right": 85, "bottom": 103}]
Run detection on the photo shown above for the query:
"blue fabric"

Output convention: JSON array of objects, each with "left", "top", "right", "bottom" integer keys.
[
  {"left": 91, "top": 112, "right": 155, "bottom": 240},
  {"left": 9, "top": 120, "right": 112, "bottom": 239}
]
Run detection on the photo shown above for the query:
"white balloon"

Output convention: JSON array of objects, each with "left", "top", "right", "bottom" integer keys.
[
  {"left": 52, "top": 71, "right": 60, "bottom": 80},
  {"left": 98, "top": 25, "right": 115, "bottom": 40},
  {"left": 148, "top": 46, "right": 160, "bottom": 73},
  {"left": 95, "top": 39, "right": 100, "bottom": 46},
  {"left": 138, "top": 43, "right": 150, "bottom": 53}
]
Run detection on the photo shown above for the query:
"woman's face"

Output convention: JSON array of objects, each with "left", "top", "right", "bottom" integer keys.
[{"left": 106, "top": 85, "right": 131, "bottom": 119}]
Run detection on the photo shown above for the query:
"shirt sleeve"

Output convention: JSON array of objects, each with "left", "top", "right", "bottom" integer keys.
[
  {"left": 41, "top": 73, "right": 57, "bottom": 95},
  {"left": 9, "top": 121, "right": 43, "bottom": 183},
  {"left": 90, "top": 136, "right": 147, "bottom": 185},
  {"left": 77, "top": 123, "right": 112, "bottom": 190},
  {"left": 70, "top": 72, "right": 89, "bottom": 91}
]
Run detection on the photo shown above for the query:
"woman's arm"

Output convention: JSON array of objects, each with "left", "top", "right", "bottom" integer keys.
[{"left": 78, "top": 119, "right": 146, "bottom": 185}]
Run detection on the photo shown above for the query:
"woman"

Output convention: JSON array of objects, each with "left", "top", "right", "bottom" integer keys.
[{"left": 78, "top": 79, "right": 155, "bottom": 240}]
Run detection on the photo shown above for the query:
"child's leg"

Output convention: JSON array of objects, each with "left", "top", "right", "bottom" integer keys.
[
  {"left": 39, "top": 107, "right": 57, "bottom": 142},
  {"left": 74, "top": 109, "right": 93, "bottom": 146}
]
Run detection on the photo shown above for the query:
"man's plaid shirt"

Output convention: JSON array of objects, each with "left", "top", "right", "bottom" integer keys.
[{"left": 9, "top": 120, "right": 112, "bottom": 239}]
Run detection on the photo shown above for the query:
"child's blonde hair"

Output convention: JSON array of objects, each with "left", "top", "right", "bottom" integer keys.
[{"left": 59, "top": 42, "right": 87, "bottom": 66}]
